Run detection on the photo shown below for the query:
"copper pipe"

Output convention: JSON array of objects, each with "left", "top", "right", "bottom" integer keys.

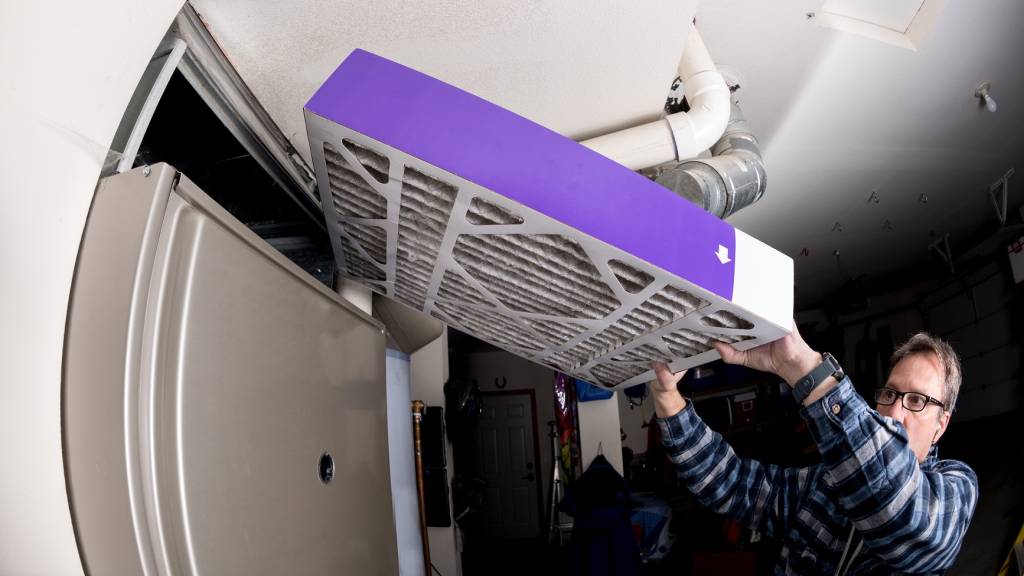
[{"left": 412, "top": 400, "right": 431, "bottom": 573}]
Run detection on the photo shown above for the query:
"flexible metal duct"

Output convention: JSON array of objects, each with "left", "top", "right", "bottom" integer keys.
[{"left": 655, "top": 102, "right": 766, "bottom": 219}]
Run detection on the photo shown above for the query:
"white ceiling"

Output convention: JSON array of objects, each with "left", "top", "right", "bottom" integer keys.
[
  {"left": 194, "top": 0, "right": 1024, "bottom": 309},
  {"left": 700, "top": 0, "right": 1024, "bottom": 306},
  {"left": 192, "top": 0, "right": 697, "bottom": 160}
]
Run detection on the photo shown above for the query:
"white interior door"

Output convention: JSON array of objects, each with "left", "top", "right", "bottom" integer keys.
[{"left": 474, "top": 392, "right": 541, "bottom": 539}]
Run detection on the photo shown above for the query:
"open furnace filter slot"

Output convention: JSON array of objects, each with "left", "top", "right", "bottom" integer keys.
[{"left": 305, "top": 49, "right": 793, "bottom": 389}]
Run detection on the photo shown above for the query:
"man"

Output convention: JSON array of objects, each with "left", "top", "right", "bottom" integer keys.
[{"left": 650, "top": 324, "right": 978, "bottom": 574}]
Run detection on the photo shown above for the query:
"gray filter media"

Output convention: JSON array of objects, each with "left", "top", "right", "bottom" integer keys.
[
  {"left": 305, "top": 50, "right": 792, "bottom": 389},
  {"left": 316, "top": 140, "right": 763, "bottom": 388}
]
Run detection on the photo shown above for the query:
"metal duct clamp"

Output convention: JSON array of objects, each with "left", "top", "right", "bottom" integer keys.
[{"left": 656, "top": 102, "right": 766, "bottom": 219}]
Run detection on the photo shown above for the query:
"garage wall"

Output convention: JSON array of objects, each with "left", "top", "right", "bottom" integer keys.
[
  {"left": 0, "top": 1, "right": 185, "bottom": 573},
  {"left": 410, "top": 331, "right": 461, "bottom": 576},
  {"left": 798, "top": 257, "right": 1022, "bottom": 423},
  {"left": 618, "top": 389, "right": 655, "bottom": 457}
]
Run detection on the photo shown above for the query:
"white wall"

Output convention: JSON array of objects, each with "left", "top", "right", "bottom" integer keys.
[
  {"left": 410, "top": 331, "right": 461, "bottom": 576},
  {"left": 578, "top": 392, "right": 624, "bottom": 475},
  {"left": 0, "top": 1, "right": 184, "bottom": 572},
  {"left": 386, "top": 349, "right": 427, "bottom": 576},
  {"left": 617, "top": 389, "right": 655, "bottom": 457}
]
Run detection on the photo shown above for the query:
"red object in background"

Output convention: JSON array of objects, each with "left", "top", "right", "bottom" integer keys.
[
  {"left": 693, "top": 551, "right": 757, "bottom": 575},
  {"left": 1009, "top": 236, "right": 1024, "bottom": 284},
  {"left": 724, "top": 519, "right": 743, "bottom": 544},
  {"left": 632, "top": 523, "right": 644, "bottom": 545}
]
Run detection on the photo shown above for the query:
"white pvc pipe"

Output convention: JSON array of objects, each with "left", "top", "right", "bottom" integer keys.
[
  {"left": 579, "top": 118, "right": 678, "bottom": 172},
  {"left": 581, "top": 24, "right": 730, "bottom": 170}
]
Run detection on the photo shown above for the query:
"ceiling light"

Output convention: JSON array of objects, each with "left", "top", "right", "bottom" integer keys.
[{"left": 976, "top": 81, "right": 998, "bottom": 113}]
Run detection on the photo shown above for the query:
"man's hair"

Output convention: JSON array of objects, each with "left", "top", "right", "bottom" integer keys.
[{"left": 890, "top": 333, "right": 962, "bottom": 413}]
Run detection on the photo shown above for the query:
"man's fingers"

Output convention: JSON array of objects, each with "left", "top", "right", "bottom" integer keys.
[
  {"left": 652, "top": 362, "right": 676, "bottom": 377},
  {"left": 713, "top": 341, "right": 745, "bottom": 366},
  {"left": 650, "top": 362, "right": 685, "bottom": 386}
]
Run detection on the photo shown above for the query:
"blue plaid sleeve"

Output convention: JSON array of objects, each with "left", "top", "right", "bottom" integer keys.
[
  {"left": 802, "top": 377, "right": 979, "bottom": 573},
  {"left": 656, "top": 400, "right": 810, "bottom": 538}
]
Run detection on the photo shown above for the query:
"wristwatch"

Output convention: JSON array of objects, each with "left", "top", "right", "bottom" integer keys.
[{"left": 792, "top": 352, "right": 845, "bottom": 405}]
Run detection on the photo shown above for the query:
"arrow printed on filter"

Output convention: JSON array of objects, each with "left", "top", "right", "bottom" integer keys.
[{"left": 716, "top": 245, "right": 731, "bottom": 264}]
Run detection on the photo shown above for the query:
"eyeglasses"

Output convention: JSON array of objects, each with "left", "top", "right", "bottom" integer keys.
[{"left": 874, "top": 387, "right": 945, "bottom": 412}]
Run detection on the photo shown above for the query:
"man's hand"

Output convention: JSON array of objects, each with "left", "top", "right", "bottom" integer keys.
[
  {"left": 649, "top": 362, "right": 687, "bottom": 418},
  {"left": 651, "top": 362, "right": 686, "bottom": 394},
  {"left": 713, "top": 321, "right": 838, "bottom": 405}
]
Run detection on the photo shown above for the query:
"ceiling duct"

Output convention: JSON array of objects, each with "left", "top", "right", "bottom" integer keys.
[
  {"left": 655, "top": 102, "right": 766, "bottom": 219},
  {"left": 578, "top": 24, "right": 766, "bottom": 219},
  {"left": 304, "top": 50, "right": 792, "bottom": 389}
]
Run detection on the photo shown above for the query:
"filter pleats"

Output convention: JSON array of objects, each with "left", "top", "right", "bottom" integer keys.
[{"left": 318, "top": 134, "right": 767, "bottom": 387}]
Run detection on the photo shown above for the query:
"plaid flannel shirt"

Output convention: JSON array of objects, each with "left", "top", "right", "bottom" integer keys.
[{"left": 657, "top": 377, "right": 978, "bottom": 574}]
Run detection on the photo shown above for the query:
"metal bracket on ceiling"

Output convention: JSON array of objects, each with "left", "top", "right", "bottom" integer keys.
[
  {"left": 989, "top": 167, "right": 1014, "bottom": 226},
  {"left": 928, "top": 233, "right": 955, "bottom": 274},
  {"left": 832, "top": 249, "right": 846, "bottom": 280}
]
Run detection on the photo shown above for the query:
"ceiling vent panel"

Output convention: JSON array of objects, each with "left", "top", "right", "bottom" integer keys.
[
  {"left": 305, "top": 50, "right": 793, "bottom": 389},
  {"left": 816, "top": 0, "right": 944, "bottom": 50}
]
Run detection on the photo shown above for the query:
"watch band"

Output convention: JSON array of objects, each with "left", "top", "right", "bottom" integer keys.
[{"left": 792, "top": 352, "right": 845, "bottom": 405}]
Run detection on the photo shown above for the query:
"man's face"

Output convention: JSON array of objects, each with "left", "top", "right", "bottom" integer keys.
[{"left": 876, "top": 352, "right": 950, "bottom": 463}]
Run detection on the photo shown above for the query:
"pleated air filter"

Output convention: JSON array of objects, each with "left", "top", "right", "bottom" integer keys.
[{"left": 305, "top": 49, "right": 793, "bottom": 389}]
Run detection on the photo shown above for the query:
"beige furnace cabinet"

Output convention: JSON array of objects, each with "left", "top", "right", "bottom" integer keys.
[{"left": 63, "top": 164, "right": 399, "bottom": 575}]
